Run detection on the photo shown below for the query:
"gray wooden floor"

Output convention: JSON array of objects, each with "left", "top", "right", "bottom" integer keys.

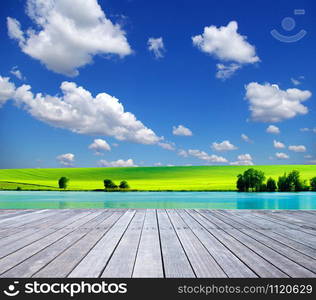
[{"left": 0, "top": 209, "right": 315, "bottom": 278}]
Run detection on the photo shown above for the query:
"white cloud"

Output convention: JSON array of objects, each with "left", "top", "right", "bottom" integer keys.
[
  {"left": 7, "top": 17, "right": 25, "bottom": 43},
  {"left": 309, "top": 160, "right": 316, "bottom": 164},
  {"left": 211, "top": 140, "right": 237, "bottom": 151},
  {"left": 216, "top": 63, "right": 241, "bottom": 79},
  {"left": 288, "top": 145, "right": 306, "bottom": 152},
  {"left": 300, "top": 127, "right": 316, "bottom": 133},
  {"left": 89, "top": 138, "right": 111, "bottom": 154},
  {"left": 172, "top": 125, "right": 192, "bottom": 136},
  {"left": 98, "top": 158, "right": 137, "bottom": 167},
  {"left": 245, "top": 82, "right": 311, "bottom": 122},
  {"left": 158, "top": 142, "right": 175, "bottom": 151},
  {"left": 291, "top": 78, "right": 301, "bottom": 86},
  {"left": 300, "top": 128, "right": 310, "bottom": 132},
  {"left": 275, "top": 152, "right": 289, "bottom": 159},
  {"left": 304, "top": 155, "right": 312, "bottom": 159},
  {"left": 10, "top": 66, "right": 25, "bottom": 80},
  {"left": 241, "top": 133, "right": 252, "bottom": 143},
  {"left": 178, "top": 149, "right": 188, "bottom": 157},
  {"left": 230, "top": 153, "right": 253, "bottom": 165},
  {"left": 7, "top": 0, "right": 132, "bottom": 76},
  {"left": 147, "top": 37, "right": 165, "bottom": 59},
  {"left": 291, "top": 76, "right": 304, "bottom": 86},
  {"left": 0, "top": 76, "right": 16, "bottom": 106},
  {"left": 192, "top": 21, "right": 259, "bottom": 78},
  {"left": 266, "top": 125, "right": 280, "bottom": 134},
  {"left": 154, "top": 162, "right": 162, "bottom": 166},
  {"left": 273, "top": 140, "right": 285, "bottom": 149},
  {"left": 56, "top": 153, "right": 74, "bottom": 166},
  {"left": 11, "top": 80, "right": 161, "bottom": 145},
  {"left": 188, "top": 149, "right": 228, "bottom": 163}
]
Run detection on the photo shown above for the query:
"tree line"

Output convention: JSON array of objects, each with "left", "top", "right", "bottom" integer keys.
[
  {"left": 237, "top": 168, "right": 316, "bottom": 192},
  {"left": 58, "top": 177, "right": 130, "bottom": 190}
]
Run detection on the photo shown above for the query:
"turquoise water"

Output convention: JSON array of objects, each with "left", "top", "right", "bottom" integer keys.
[{"left": 0, "top": 191, "right": 315, "bottom": 209}]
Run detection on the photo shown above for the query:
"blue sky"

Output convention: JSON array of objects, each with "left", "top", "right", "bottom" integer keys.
[{"left": 0, "top": 0, "right": 315, "bottom": 168}]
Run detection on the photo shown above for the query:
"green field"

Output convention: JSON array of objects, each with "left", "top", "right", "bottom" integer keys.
[{"left": 0, "top": 165, "right": 315, "bottom": 191}]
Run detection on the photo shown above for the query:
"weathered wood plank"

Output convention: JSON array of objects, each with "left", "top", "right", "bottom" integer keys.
[
  {"left": 251, "top": 211, "right": 316, "bottom": 236},
  {"left": 102, "top": 210, "right": 146, "bottom": 278},
  {"left": 214, "top": 210, "right": 316, "bottom": 259},
  {"left": 1, "top": 211, "right": 113, "bottom": 278},
  {"left": 166, "top": 210, "right": 226, "bottom": 278},
  {"left": 179, "top": 210, "right": 256, "bottom": 277},
  {"left": 0, "top": 210, "right": 93, "bottom": 258},
  {"left": 0, "top": 211, "right": 104, "bottom": 275},
  {"left": 132, "top": 209, "right": 164, "bottom": 278},
  {"left": 0, "top": 210, "right": 77, "bottom": 247},
  {"left": 68, "top": 210, "right": 135, "bottom": 278},
  {"left": 194, "top": 210, "right": 288, "bottom": 277},
  {"left": 157, "top": 210, "right": 195, "bottom": 278},
  {"left": 34, "top": 211, "right": 124, "bottom": 278}
]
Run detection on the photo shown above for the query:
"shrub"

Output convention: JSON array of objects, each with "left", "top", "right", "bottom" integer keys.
[
  {"left": 266, "top": 177, "right": 277, "bottom": 192},
  {"left": 256, "top": 183, "right": 267, "bottom": 192},
  {"left": 310, "top": 177, "right": 316, "bottom": 191},
  {"left": 16, "top": 186, "right": 22, "bottom": 191},
  {"left": 119, "top": 180, "right": 130, "bottom": 189},
  {"left": 58, "top": 177, "right": 69, "bottom": 189},
  {"left": 277, "top": 170, "right": 307, "bottom": 192},
  {"left": 104, "top": 179, "right": 117, "bottom": 189}
]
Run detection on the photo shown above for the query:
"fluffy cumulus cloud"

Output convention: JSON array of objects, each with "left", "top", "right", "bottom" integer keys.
[
  {"left": 0, "top": 76, "right": 16, "bottom": 106},
  {"left": 211, "top": 140, "right": 237, "bottom": 151},
  {"left": 230, "top": 153, "right": 253, "bottom": 165},
  {"left": 192, "top": 21, "right": 259, "bottom": 78},
  {"left": 245, "top": 82, "right": 311, "bottom": 122},
  {"left": 273, "top": 140, "right": 285, "bottom": 149},
  {"left": 266, "top": 125, "right": 280, "bottom": 134},
  {"left": 172, "top": 125, "right": 192, "bottom": 136},
  {"left": 188, "top": 149, "right": 228, "bottom": 163},
  {"left": 89, "top": 138, "right": 111, "bottom": 154},
  {"left": 98, "top": 158, "right": 137, "bottom": 167},
  {"left": 288, "top": 145, "right": 306, "bottom": 152},
  {"left": 147, "top": 37, "right": 165, "bottom": 59},
  {"left": 7, "top": 0, "right": 132, "bottom": 76},
  {"left": 2, "top": 76, "right": 161, "bottom": 145},
  {"left": 56, "top": 153, "right": 74, "bottom": 166},
  {"left": 275, "top": 152, "right": 289, "bottom": 159},
  {"left": 241, "top": 133, "right": 252, "bottom": 143}
]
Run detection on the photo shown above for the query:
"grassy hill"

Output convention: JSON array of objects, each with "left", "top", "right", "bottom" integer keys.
[{"left": 0, "top": 165, "right": 315, "bottom": 191}]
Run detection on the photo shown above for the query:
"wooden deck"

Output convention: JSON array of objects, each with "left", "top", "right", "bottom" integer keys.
[{"left": 0, "top": 209, "right": 315, "bottom": 278}]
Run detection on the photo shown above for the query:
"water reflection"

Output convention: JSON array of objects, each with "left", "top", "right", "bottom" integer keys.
[{"left": 0, "top": 191, "right": 315, "bottom": 209}]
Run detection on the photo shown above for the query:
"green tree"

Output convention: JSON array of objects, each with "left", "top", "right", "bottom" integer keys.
[
  {"left": 236, "top": 174, "right": 246, "bottom": 192},
  {"left": 287, "top": 170, "right": 301, "bottom": 191},
  {"left": 103, "top": 179, "right": 117, "bottom": 189},
  {"left": 256, "top": 183, "right": 267, "bottom": 192},
  {"left": 243, "top": 168, "right": 265, "bottom": 192},
  {"left": 266, "top": 177, "right": 277, "bottom": 192},
  {"left": 278, "top": 173, "right": 289, "bottom": 192},
  {"left": 58, "top": 177, "right": 69, "bottom": 189},
  {"left": 119, "top": 180, "right": 130, "bottom": 189},
  {"left": 310, "top": 177, "right": 316, "bottom": 191}
]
